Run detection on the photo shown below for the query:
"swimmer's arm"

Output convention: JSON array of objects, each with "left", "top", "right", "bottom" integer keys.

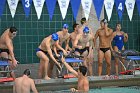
[
  {"left": 61, "top": 57, "right": 78, "bottom": 77},
  {"left": 94, "top": 30, "right": 99, "bottom": 48},
  {"left": 53, "top": 46, "right": 59, "bottom": 56},
  {"left": 65, "top": 37, "right": 70, "bottom": 51},
  {"left": 110, "top": 32, "right": 116, "bottom": 51},
  {"left": 74, "top": 87, "right": 88, "bottom": 93},
  {"left": 6, "top": 39, "right": 17, "bottom": 62},
  {"left": 123, "top": 32, "right": 128, "bottom": 42},
  {"left": 104, "top": 22, "right": 113, "bottom": 36},
  {"left": 68, "top": 46, "right": 72, "bottom": 51},
  {"left": 104, "top": 24, "right": 111, "bottom": 36},
  {"left": 55, "top": 40, "right": 66, "bottom": 53},
  {"left": 105, "top": 28, "right": 113, "bottom": 37},
  {"left": 67, "top": 35, "right": 72, "bottom": 51},
  {"left": 91, "top": 35, "right": 95, "bottom": 48},
  {"left": 89, "top": 28, "right": 94, "bottom": 36},
  {"left": 31, "top": 80, "right": 38, "bottom": 93},
  {"left": 47, "top": 47, "right": 59, "bottom": 65},
  {"left": 88, "top": 37, "right": 94, "bottom": 54}
]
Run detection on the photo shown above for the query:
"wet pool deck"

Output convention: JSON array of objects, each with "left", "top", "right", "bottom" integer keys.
[{"left": 0, "top": 75, "right": 140, "bottom": 93}]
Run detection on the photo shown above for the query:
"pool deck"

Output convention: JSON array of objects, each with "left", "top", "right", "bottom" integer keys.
[{"left": 0, "top": 75, "right": 140, "bottom": 92}]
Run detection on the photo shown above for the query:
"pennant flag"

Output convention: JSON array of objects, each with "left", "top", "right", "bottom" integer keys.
[
  {"left": 58, "top": 0, "right": 70, "bottom": 20},
  {"left": 125, "top": 0, "right": 135, "bottom": 21},
  {"left": 0, "top": 0, "right": 6, "bottom": 17},
  {"left": 33, "top": 0, "right": 45, "bottom": 19},
  {"left": 45, "top": 0, "right": 57, "bottom": 20},
  {"left": 7, "top": 0, "right": 19, "bottom": 18},
  {"left": 93, "top": 0, "right": 104, "bottom": 21},
  {"left": 104, "top": 0, "right": 114, "bottom": 21},
  {"left": 22, "top": 0, "right": 32, "bottom": 18},
  {"left": 115, "top": 0, "right": 125, "bottom": 20},
  {"left": 81, "top": 0, "right": 92, "bottom": 20},
  {"left": 70, "top": 0, "right": 81, "bottom": 20},
  {"left": 136, "top": 0, "right": 140, "bottom": 16}
]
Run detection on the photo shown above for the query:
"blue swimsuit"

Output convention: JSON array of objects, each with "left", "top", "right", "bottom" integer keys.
[{"left": 113, "top": 35, "right": 124, "bottom": 50}]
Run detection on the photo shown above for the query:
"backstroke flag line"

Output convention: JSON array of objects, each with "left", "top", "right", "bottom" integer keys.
[
  {"left": 7, "top": 0, "right": 19, "bottom": 18},
  {"left": 45, "top": 0, "right": 57, "bottom": 20},
  {"left": 22, "top": 0, "right": 32, "bottom": 18},
  {"left": 104, "top": 0, "right": 114, "bottom": 21},
  {"left": 0, "top": 0, "right": 6, "bottom": 17},
  {"left": 115, "top": 0, "right": 125, "bottom": 20},
  {"left": 58, "top": 0, "right": 70, "bottom": 20},
  {"left": 33, "top": 0, "right": 45, "bottom": 20},
  {"left": 136, "top": 0, "right": 140, "bottom": 16},
  {"left": 70, "top": 0, "right": 81, "bottom": 20},
  {"left": 0, "top": 0, "right": 139, "bottom": 20},
  {"left": 81, "top": 0, "right": 92, "bottom": 20},
  {"left": 125, "top": 0, "right": 135, "bottom": 21},
  {"left": 93, "top": 0, "right": 104, "bottom": 21}
]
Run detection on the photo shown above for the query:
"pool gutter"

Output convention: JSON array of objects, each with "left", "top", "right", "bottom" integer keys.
[{"left": 0, "top": 75, "right": 140, "bottom": 92}]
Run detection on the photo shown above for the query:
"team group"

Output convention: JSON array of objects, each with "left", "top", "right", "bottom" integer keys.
[{"left": 0, "top": 17, "right": 128, "bottom": 92}]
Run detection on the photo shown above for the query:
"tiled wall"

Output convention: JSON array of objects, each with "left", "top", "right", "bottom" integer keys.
[
  {"left": 0, "top": 2, "right": 139, "bottom": 64},
  {"left": 0, "top": 2, "right": 74, "bottom": 64}
]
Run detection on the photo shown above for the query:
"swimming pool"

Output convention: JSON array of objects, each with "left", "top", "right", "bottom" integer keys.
[
  {"left": 39, "top": 86, "right": 140, "bottom": 93},
  {"left": 0, "top": 75, "right": 140, "bottom": 93}
]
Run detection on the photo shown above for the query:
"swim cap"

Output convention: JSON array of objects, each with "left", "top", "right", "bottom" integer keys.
[
  {"left": 63, "top": 24, "right": 69, "bottom": 29},
  {"left": 83, "top": 27, "right": 89, "bottom": 33},
  {"left": 52, "top": 33, "right": 59, "bottom": 41}
]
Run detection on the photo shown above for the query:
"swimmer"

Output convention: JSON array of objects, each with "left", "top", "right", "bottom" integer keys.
[
  {"left": 94, "top": 19, "right": 113, "bottom": 76},
  {"left": 13, "top": 69, "right": 38, "bottom": 93}
]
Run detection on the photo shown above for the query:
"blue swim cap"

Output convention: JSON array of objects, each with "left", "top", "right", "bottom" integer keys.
[
  {"left": 52, "top": 33, "right": 59, "bottom": 41},
  {"left": 83, "top": 27, "right": 89, "bottom": 33},
  {"left": 63, "top": 24, "right": 69, "bottom": 29}
]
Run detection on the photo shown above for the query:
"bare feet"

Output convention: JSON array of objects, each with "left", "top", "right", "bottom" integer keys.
[{"left": 44, "top": 76, "right": 51, "bottom": 80}]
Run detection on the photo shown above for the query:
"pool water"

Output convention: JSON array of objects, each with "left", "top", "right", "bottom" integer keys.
[
  {"left": 89, "top": 86, "right": 140, "bottom": 93},
  {"left": 39, "top": 86, "right": 140, "bottom": 93}
]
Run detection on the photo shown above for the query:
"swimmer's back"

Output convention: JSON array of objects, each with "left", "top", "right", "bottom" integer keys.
[{"left": 14, "top": 76, "right": 35, "bottom": 93}]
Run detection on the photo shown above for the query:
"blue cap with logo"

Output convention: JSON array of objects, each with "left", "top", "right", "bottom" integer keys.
[
  {"left": 52, "top": 33, "right": 59, "bottom": 41},
  {"left": 83, "top": 26, "right": 89, "bottom": 33},
  {"left": 63, "top": 24, "right": 69, "bottom": 29}
]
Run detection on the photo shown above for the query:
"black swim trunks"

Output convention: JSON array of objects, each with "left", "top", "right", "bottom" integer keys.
[
  {"left": 36, "top": 48, "right": 48, "bottom": 55},
  {"left": 75, "top": 47, "right": 89, "bottom": 55},
  {"left": 0, "top": 48, "right": 10, "bottom": 54},
  {"left": 36, "top": 48, "right": 57, "bottom": 57},
  {"left": 100, "top": 47, "right": 110, "bottom": 53}
]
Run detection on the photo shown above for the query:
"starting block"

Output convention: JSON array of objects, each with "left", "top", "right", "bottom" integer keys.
[
  {"left": 0, "top": 61, "right": 10, "bottom": 66},
  {"left": 0, "top": 61, "right": 11, "bottom": 78},
  {"left": 120, "top": 70, "right": 133, "bottom": 75},
  {"left": 63, "top": 74, "right": 76, "bottom": 79},
  {"left": 120, "top": 68, "right": 140, "bottom": 75},
  {"left": 0, "top": 77, "right": 14, "bottom": 83},
  {"left": 65, "top": 58, "right": 83, "bottom": 63},
  {"left": 112, "top": 50, "right": 140, "bottom": 75}
]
